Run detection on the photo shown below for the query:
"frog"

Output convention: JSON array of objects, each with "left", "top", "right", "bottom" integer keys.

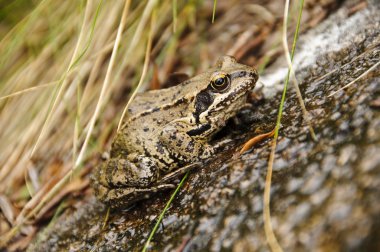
[{"left": 91, "top": 56, "right": 258, "bottom": 208}]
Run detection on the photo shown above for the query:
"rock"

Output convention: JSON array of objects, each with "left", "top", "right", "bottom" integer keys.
[{"left": 29, "top": 1, "right": 380, "bottom": 251}]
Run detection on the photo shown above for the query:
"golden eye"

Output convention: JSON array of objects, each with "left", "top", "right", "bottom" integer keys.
[{"left": 210, "top": 73, "right": 230, "bottom": 92}]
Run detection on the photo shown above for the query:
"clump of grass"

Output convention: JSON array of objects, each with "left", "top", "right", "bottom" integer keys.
[{"left": 0, "top": 0, "right": 197, "bottom": 248}]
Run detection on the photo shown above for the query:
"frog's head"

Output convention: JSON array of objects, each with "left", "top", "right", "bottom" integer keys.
[{"left": 193, "top": 56, "right": 258, "bottom": 125}]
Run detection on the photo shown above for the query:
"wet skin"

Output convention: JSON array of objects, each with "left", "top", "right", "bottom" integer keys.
[{"left": 91, "top": 56, "right": 258, "bottom": 208}]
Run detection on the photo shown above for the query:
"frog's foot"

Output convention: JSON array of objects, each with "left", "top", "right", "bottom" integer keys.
[
  {"left": 159, "top": 162, "right": 201, "bottom": 184},
  {"left": 94, "top": 183, "right": 176, "bottom": 208}
]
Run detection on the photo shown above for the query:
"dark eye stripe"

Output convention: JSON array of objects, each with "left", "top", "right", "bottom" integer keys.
[{"left": 193, "top": 90, "right": 214, "bottom": 124}]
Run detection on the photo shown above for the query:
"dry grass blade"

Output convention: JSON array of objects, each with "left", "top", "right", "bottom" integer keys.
[
  {"left": 30, "top": 0, "right": 100, "bottom": 157},
  {"left": 0, "top": 0, "right": 48, "bottom": 66},
  {"left": 0, "top": 195, "right": 15, "bottom": 225},
  {"left": 117, "top": 4, "right": 156, "bottom": 131},
  {"left": 102, "top": 207, "right": 111, "bottom": 230},
  {"left": 29, "top": 0, "right": 103, "bottom": 219},
  {"left": 0, "top": 0, "right": 130, "bottom": 246},
  {"left": 1, "top": 172, "right": 64, "bottom": 246},
  {"left": 312, "top": 43, "right": 379, "bottom": 84},
  {"left": 0, "top": 81, "right": 58, "bottom": 101},
  {"left": 34, "top": 179, "right": 89, "bottom": 221},
  {"left": 264, "top": 143, "right": 283, "bottom": 252},
  {"left": 76, "top": 0, "right": 130, "bottom": 167},
  {"left": 328, "top": 60, "right": 380, "bottom": 97},
  {"left": 263, "top": 0, "right": 305, "bottom": 251},
  {"left": 282, "top": 1, "right": 316, "bottom": 141},
  {"left": 113, "top": 0, "right": 158, "bottom": 86}
]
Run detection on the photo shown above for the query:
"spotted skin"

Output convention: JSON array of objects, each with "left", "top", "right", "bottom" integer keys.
[{"left": 91, "top": 56, "right": 258, "bottom": 208}]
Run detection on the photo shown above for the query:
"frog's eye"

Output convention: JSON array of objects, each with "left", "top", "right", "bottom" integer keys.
[{"left": 210, "top": 73, "right": 230, "bottom": 92}]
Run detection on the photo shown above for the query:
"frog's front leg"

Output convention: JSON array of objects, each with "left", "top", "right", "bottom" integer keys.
[{"left": 159, "top": 121, "right": 215, "bottom": 162}]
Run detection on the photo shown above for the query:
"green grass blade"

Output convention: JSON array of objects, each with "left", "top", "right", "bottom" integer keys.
[
  {"left": 275, "top": 0, "right": 304, "bottom": 138},
  {"left": 142, "top": 171, "right": 189, "bottom": 252},
  {"left": 264, "top": 1, "right": 305, "bottom": 252},
  {"left": 212, "top": 0, "right": 217, "bottom": 23},
  {"left": 172, "top": 0, "right": 177, "bottom": 32}
]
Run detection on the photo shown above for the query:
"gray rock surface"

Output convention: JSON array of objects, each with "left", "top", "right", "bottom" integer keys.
[{"left": 29, "top": 1, "right": 380, "bottom": 251}]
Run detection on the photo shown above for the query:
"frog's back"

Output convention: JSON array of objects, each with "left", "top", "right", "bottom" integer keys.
[
  {"left": 112, "top": 71, "right": 212, "bottom": 158},
  {"left": 126, "top": 71, "right": 211, "bottom": 116},
  {"left": 115, "top": 56, "right": 256, "bottom": 156},
  {"left": 118, "top": 93, "right": 192, "bottom": 155}
]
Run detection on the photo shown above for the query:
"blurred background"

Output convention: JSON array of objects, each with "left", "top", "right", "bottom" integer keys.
[{"left": 0, "top": 0, "right": 368, "bottom": 250}]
